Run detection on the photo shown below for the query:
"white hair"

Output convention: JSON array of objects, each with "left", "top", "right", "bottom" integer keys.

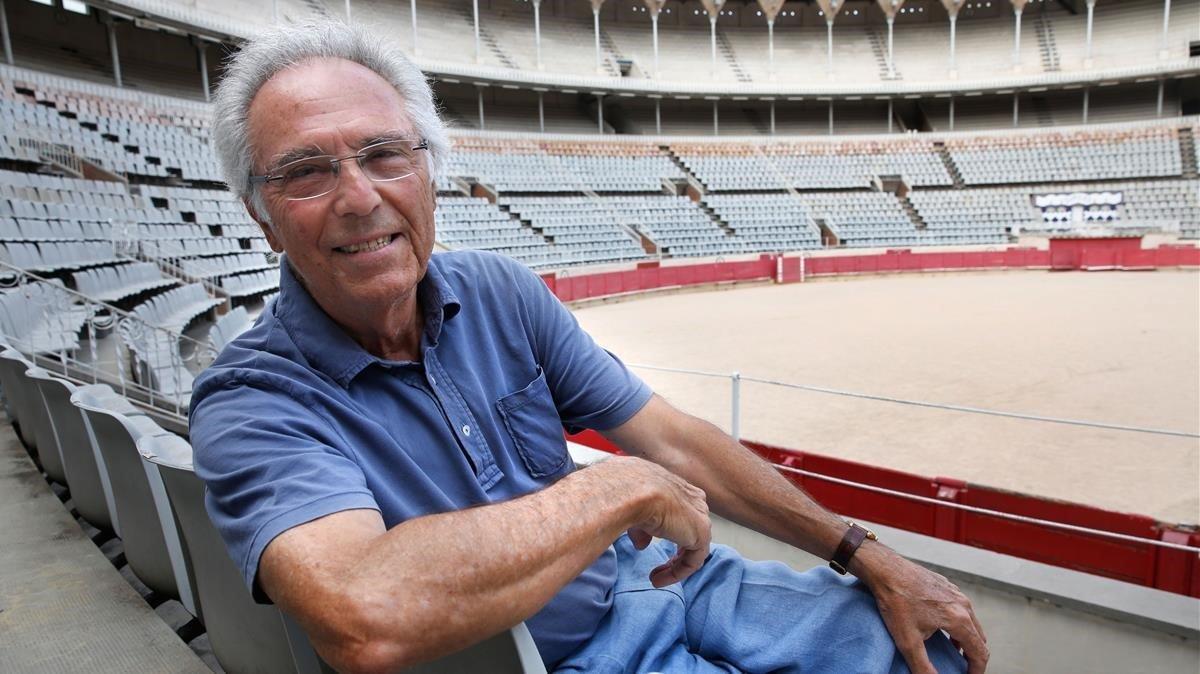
[{"left": 211, "top": 19, "right": 448, "bottom": 216}]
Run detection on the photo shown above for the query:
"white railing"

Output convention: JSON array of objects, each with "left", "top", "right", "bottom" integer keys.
[{"left": 628, "top": 363, "right": 1200, "bottom": 441}]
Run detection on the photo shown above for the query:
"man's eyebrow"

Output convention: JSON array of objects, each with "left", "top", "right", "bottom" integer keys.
[
  {"left": 357, "top": 130, "right": 418, "bottom": 147},
  {"left": 266, "top": 145, "right": 326, "bottom": 171}
]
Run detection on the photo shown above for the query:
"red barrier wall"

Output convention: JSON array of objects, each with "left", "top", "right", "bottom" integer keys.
[
  {"left": 567, "top": 430, "right": 1198, "bottom": 598},
  {"left": 551, "top": 242, "right": 1197, "bottom": 302}
]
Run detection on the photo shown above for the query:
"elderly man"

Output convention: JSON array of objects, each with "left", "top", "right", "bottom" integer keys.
[{"left": 191, "top": 20, "right": 985, "bottom": 674}]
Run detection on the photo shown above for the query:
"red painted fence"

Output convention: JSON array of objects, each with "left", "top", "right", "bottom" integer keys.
[
  {"left": 552, "top": 239, "right": 1200, "bottom": 598},
  {"left": 546, "top": 240, "right": 1199, "bottom": 303},
  {"left": 568, "top": 429, "right": 1200, "bottom": 599}
]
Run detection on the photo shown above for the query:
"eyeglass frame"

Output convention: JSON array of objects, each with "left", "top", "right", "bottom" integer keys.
[{"left": 248, "top": 137, "right": 430, "bottom": 201}]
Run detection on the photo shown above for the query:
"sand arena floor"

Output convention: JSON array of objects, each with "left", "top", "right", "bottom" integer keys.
[{"left": 571, "top": 270, "right": 1200, "bottom": 525}]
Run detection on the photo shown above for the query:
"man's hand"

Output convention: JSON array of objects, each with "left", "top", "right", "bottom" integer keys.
[
  {"left": 593, "top": 456, "right": 712, "bottom": 587},
  {"left": 852, "top": 542, "right": 989, "bottom": 674}
]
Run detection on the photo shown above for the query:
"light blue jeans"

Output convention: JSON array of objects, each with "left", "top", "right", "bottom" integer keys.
[{"left": 554, "top": 535, "right": 968, "bottom": 673}]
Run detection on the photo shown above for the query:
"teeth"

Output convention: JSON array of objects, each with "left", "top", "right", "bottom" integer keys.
[{"left": 338, "top": 236, "right": 392, "bottom": 254}]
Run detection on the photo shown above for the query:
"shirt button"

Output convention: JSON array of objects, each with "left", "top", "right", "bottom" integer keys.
[{"left": 461, "top": 425, "right": 471, "bottom": 437}]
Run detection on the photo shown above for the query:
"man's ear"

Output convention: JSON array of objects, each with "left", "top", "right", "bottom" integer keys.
[{"left": 243, "top": 196, "right": 283, "bottom": 253}]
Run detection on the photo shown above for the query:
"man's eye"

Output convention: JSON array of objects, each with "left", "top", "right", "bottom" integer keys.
[
  {"left": 283, "top": 163, "right": 329, "bottom": 180},
  {"left": 366, "top": 148, "right": 412, "bottom": 164}
]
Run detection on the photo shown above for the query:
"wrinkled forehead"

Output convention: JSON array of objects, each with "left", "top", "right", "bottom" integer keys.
[{"left": 246, "top": 57, "right": 417, "bottom": 169}]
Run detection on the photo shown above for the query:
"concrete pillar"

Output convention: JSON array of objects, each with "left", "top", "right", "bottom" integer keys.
[
  {"left": 712, "top": 99, "right": 719, "bottom": 136},
  {"left": 345, "top": 0, "right": 351, "bottom": 20},
  {"left": 1157, "top": 79, "right": 1165, "bottom": 116},
  {"left": 1082, "top": 87, "right": 1089, "bottom": 123},
  {"left": 106, "top": 18, "right": 123, "bottom": 89},
  {"left": 888, "top": 98, "right": 894, "bottom": 133},
  {"left": 473, "top": 0, "right": 481, "bottom": 63},
  {"left": 1012, "top": 92, "right": 1019, "bottom": 127},
  {"left": 534, "top": 0, "right": 543, "bottom": 69},
  {"left": 1084, "top": 0, "right": 1096, "bottom": 66},
  {"left": 769, "top": 99, "right": 776, "bottom": 135},
  {"left": 826, "top": 20, "right": 834, "bottom": 75},
  {"left": 1013, "top": 8, "right": 1023, "bottom": 68},
  {"left": 597, "top": 94, "right": 605, "bottom": 134},
  {"left": 710, "top": 17, "right": 718, "bottom": 79},
  {"left": 652, "top": 13, "right": 659, "bottom": 77},
  {"left": 941, "top": 0, "right": 962, "bottom": 77},
  {"left": 948, "top": 15, "right": 957, "bottom": 74},
  {"left": 828, "top": 99, "right": 834, "bottom": 135},
  {"left": 655, "top": 97, "right": 662, "bottom": 134},
  {"left": 477, "top": 87, "right": 485, "bottom": 129},
  {"left": 411, "top": 0, "right": 419, "bottom": 56},
  {"left": 0, "top": 0, "right": 13, "bottom": 66},
  {"left": 1160, "top": 0, "right": 1171, "bottom": 56},
  {"left": 949, "top": 95, "right": 955, "bottom": 130},
  {"left": 767, "top": 19, "right": 774, "bottom": 76},
  {"left": 197, "top": 43, "right": 210, "bottom": 103},
  {"left": 537, "top": 91, "right": 545, "bottom": 132}
]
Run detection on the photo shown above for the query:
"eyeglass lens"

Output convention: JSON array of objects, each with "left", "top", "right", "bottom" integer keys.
[{"left": 273, "top": 140, "right": 423, "bottom": 200}]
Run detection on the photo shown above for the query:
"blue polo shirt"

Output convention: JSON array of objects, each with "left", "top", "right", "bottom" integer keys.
[{"left": 188, "top": 250, "right": 652, "bottom": 667}]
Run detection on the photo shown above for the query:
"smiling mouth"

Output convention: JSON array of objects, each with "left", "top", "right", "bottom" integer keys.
[{"left": 336, "top": 234, "right": 397, "bottom": 254}]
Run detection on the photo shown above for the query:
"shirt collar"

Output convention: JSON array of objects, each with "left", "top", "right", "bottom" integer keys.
[{"left": 274, "top": 254, "right": 462, "bottom": 388}]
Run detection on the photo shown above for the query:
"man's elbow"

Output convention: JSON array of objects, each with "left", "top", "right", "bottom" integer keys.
[{"left": 309, "top": 596, "right": 425, "bottom": 674}]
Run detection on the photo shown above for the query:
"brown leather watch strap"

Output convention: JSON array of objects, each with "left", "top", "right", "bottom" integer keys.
[{"left": 829, "top": 523, "right": 876, "bottom": 575}]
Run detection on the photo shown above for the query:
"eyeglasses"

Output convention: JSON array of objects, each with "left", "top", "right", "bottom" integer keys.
[{"left": 249, "top": 138, "right": 429, "bottom": 201}]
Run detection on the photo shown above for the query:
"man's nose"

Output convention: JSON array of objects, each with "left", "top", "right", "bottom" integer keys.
[{"left": 331, "top": 160, "right": 383, "bottom": 217}]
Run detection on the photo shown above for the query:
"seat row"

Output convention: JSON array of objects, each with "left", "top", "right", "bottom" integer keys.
[{"left": 0, "top": 343, "right": 551, "bottom": 674}]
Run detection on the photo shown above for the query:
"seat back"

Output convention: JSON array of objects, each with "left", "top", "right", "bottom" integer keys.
[
  {"left": 30, "top": 373, "right": 118, "bottom": 534},
  {"left": 75, "top": 400, "right": 183, "bottom": 602},
  {"left": 23, "top": 366, "right": 66, "bottom": 483},
  {"left": 0, "top": 347, "right": 36, "bottom": 450},
  {"left": 145, "top": 434, "right": 326, "bottom": 674},
  {"left": 140, "top": 434, "right": 546, "bottom": 674}
]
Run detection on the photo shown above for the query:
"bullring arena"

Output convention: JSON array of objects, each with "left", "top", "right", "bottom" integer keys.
[
  {"left": 1, "top": 0, "right": 1199, "bottom": 672},
  {"left": 573, "top": 267, "right": 1200, "bottom": 524}
]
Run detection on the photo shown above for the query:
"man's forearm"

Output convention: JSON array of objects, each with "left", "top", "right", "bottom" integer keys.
[
  {"left": 350, "top": 470, "right": 628, "bottom": 662},
  {"left": 262, "top": 455, "right": 709, "bottom": 673},
  {"left": 653, "top": 413, "right": 847, "bottom": 560}
]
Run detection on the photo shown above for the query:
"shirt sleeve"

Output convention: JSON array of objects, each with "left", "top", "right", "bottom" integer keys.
[
  {"left": 189, "top": 372, "right": 380, "bottom": 600},
  {"left": 507, "top": 259, "right": 653, "bottom": 433}
]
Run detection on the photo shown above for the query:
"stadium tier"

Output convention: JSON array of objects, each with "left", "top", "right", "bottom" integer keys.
[{"left": 76, "top": 0, "right": 1200, "bottom": 85}]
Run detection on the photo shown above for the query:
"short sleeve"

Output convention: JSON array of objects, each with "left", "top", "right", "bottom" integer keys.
[
  {"left": 189, "top": 374, "right": 380, "bottom": 600},
  {"left": 508, "top": 261, "right": 652, "bottom": 432}
]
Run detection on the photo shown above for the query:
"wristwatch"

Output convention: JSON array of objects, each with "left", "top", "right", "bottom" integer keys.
[{"left": 828, "top": 522, "right": 877, "bottom": 575}]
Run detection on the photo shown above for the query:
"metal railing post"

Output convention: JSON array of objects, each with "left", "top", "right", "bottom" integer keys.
[{"left": 730, "top": 371, "right": 741, "bottom": 441}]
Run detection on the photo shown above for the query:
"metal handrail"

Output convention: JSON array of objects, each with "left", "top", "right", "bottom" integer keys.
[
  {"left": 0, "top": 261, "right": 216, "bottom": 422},
  {"left": 627, "top": 362, "right": 1200, "bottom": 440}
]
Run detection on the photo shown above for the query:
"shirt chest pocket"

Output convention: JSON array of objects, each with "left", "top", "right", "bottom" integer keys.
[{"left": 496, "top": 366, "right": 570, "bottom": 478}]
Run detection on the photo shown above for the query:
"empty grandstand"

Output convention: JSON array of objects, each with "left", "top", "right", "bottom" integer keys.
[{"left": 0, "top": 0, "right": 1197, "bottom": 672}]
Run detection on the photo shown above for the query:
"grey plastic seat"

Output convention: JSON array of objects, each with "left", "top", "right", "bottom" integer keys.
[
  {"left": 139, "top": 433, "right": 546, "bottom": 674},
  {"left": 28, "top": 372, "right": 129, "bottom": 536},
  {"left": 23, "top": 365, "right": 67, "bottom": 485},
  {"left": 73, "top": 396, "right": 197, "bottom": 617},
  {"left": 0, "top": 346, "right": 37, "bottom": 450}
]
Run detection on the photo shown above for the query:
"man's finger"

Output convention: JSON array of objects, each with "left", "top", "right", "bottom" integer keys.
[
  {"left": 897, "top": 638, "right": 938, "bottom": 674},
  {"left": 648, "top": 545, "right": 707, "bottom": 587},
  {"left": 969, "top": 606, "right": 987, "bottom": 644},
  {"left": 945, "top": 622, "right": 989, "bottom": 674}
]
